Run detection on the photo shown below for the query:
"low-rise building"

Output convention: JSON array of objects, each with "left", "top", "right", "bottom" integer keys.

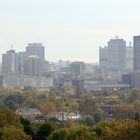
[
  {"left": 52, "top": 111, "right": 82, "bottom": 121},
  {"left": 16, "top": 108, "right": 42, "bottom": 118},
  {"left": 83, "top": 80, "right": 130, "bottom": 92},
  {"left": 3, "top": 75, "right": 53, "bottom": 88}
]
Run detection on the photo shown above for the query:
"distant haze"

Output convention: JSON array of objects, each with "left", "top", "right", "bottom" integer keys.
[{"left": 0, "top": 0, "right": 140, "bottom": 62}]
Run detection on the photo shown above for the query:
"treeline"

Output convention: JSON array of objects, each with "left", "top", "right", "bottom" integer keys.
[
  {"left": 0, "top": 87, "right": 140, "bottom": 121},
  {"left": 48, "top": 120, "right": 140, "bottom": 140},
  {"left": 0, "top": 108, "right": 140, "bottom": 140}
]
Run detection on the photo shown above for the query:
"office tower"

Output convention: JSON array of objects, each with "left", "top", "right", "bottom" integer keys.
[
  {"left": 108, "top": 38, "right": 126, "bottom": 70},
  {"left": 128, "top": 36, "right": 140, "bottom": 88},
  {"left": 2, "top": 49, "right": 18, "bottom": 75},
  {"left": 26, "top": 55, "right": 41, "bottom": 76},
  {"left": 26, "top": 43, "right": 45, "bottom": 62},
  {"left": 99, "top": 46, "right": 108, "bottom": 77},
  {"left": 133, "top": 35, "right": 140, "bottom": 70},
  {"left": 125, "top": 36, "right": 140, "bottom": 89},
  {"left": 70, "top": 62, "right": 85, "bottom": 77},
  {"left": 99, "top": 46, "right": 108, "bottom": 68},
  {"left": 18, "top": 52, "right": 27, "bottom": 73},
  {"left": 131, "top": 72, "right": 140, "bottom": 88},
  {"left": 126, "top": 42, "right": 133, "bottom": 70}
]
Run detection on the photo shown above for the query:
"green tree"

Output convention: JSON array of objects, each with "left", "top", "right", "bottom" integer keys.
[
  {"left": 5, "top": 100, "right": 17, "bottom": 111},
  {"left": 36, "top": 122, "right": 60, "bottom": 137},
  {"left": 94, "top": 108, "right": 104, "bottom": 123},
  {"left": 128, "top": 89, "right": 140, "bottom": 103},
  {"left": 20, "top": 117, "right": 34, "bottom": 136},
  {"left": 67, "top": 126, "right": 96, "bottom": 140},
  {"left": 84, "top": 115, "right": 95, "bottom": 126},
  {"left": 0, "top": 108, "right": 23, "bottom": 129},
  {"left": 79, "top": 96, "right": 99, "bottom": 115},
  {"left": 1, "top": 125, "right": 31, "bottom": 140},
  {"left": 115, "top": 103, "right": 135, "bottom": 119},
  {"left": 48, "top": 128, "right": 69, "bottom": 140}
]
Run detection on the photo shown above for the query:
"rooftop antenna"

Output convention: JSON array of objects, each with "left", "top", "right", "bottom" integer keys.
[{"left": 115, "top": 36, "right": 119, "bottom": 39}]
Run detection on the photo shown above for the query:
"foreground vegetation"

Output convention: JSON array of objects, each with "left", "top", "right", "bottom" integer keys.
[
  {"left": 0, "top": 108, "right": 139, "bottom": 140},
  {"left": 0, "top": 87, "right": 140, "bottom": 121},
  {"left": 0, "top": 87, "right": 139, "bottom": 139}
]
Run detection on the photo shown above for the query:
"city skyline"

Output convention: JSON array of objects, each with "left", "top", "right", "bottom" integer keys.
[
  {"left": 1, "top": 0, "right": 140, "bottom": 62},
  {"left": 0, "top": 36, "right": 136, "bottom": 64}
]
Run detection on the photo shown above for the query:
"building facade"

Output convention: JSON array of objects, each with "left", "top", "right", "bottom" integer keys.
[
  {"left": 126, "top": 44, "right": 133, "bottom": 70},
  {"left": 133, "top": 36, "right": 140, "bottom": 70},
  {"left": 26, "top": 43, "right": 45, "bottom": 62},
  {"left": 99, "top": 46, "right": 108, "bottom": 68},
  {"left": 70, "top": 62, "right": 85, "bottom": 77},
  {"left": 108, "top": 38, "right": 126, "bottom": 70},
  {"left": 26, "top": 55, "right": 41, "bottom": 76},
  {"left": 18, "top": 52, "right": 27, "bottom": 73},
  {"left": 2, "top": 49, "right": 18, "bottom": 75},
  {"left": 3, "top": 75, "right": 53, "bottom": 88}
]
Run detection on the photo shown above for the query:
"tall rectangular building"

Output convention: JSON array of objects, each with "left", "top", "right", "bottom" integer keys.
[
  {"left": 26, "top": 55, "right": 41, "bottom": 76},
  {"left": 18, "top": 52, "right": 27, "bottom": 73},
  {"left": 108, "top": 38, "right": 126, "bottom": 70},
  {"left": 126, "top": 43, "right": 133, "bottom": 70},
  {"left": 26, "top": 43, "right": 45, "bottom": 62},
  {"left": 99, "top": 46, "right": 108, "bottom": 68},
  {"left": 2, "top": 50, "right": 18, "bottom": 75},
  {"left": 133, "top": 36, "right": 140, "bottom": 70}
]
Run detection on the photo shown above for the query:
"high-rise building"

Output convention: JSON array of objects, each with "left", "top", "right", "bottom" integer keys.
[
  {"left": 2, "top": 49, "right": 18, "bottom": 75},
  {"left": 18, "top": 52, "right": 27, "bottom": 73},
  {"left": 123, "top": 36, "right": 140, "bottom": 89},
  {"left": 99, "top": 46, "right": 108, "bottom": 68},
  {"left": 126, "top": 43, "right": 133, "bottom": 70},
  {"left": 99, "top": 46, "right": 108, "bottom": 77},
  {"left": 26, "top": 43, "right": 45, "bottom": 62},
  {"left": 131, "top": 72, "right": 140, "bottom": 88},
  {"left": 133, "top": 36, "right": 140, "bottom": 70},
  {"left": 26, "top": 55, "right": 41, "bottom": 76},
  {"left": 108, "top": 38, "right": 126, "bottom": 70}
]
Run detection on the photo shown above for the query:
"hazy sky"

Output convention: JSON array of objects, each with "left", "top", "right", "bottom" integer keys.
[{"left": 0, "top": 0, "right": 140, "bottom": 62}]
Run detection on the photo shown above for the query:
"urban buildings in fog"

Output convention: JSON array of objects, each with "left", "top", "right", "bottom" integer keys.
[
  {"left": 6, "top": 43, "right": 46, "bottom": 76},
  {"left": 99, "top": 37, "right": 133, "bottom": 78},
  {"left": 99, "top": 37, "right": 127, "bottom": 70},
  {"left": 1, "top": 43, "right": 53, "bottom": 88},
  {"left": 128, "top": 36, "right": 140, "bottom": 88},
  {"left": 1, "top": 35, "right": 140, "bottom": 90},
  {"left": 121, "top": 35, "right": 140, "bottom": 89},
  {"left": 99, "top": 36, "right": 140, "bottom": 89}
]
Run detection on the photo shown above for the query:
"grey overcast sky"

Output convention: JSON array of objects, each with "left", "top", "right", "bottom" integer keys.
[{"left": 0, "top": 0, "right": 140, "bottom": 62}]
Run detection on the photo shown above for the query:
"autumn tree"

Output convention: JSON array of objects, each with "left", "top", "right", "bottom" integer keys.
[
  {"left": 1, "top": 125, "right": 31, "bottom": 140},
  {"left": 36, "top": 122, "right": 61, "bottom": 138},
  {"left": 40, "top": 101, "right": 57, "bottom": 117},
  {"left": 115, "top": 103, "right": 135, "bottom": 119},
  {"left": 0, "top": 108, "right": 23, "bottom": 129}
]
